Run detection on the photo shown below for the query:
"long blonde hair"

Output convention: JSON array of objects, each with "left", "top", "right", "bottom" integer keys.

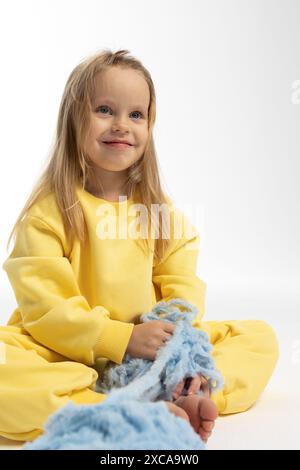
[{"left": 6, "top": 48, "right": 174, "bottom": 264}]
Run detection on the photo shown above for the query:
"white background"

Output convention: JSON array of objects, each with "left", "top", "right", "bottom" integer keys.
[{"left": 0, "top": 0, "right": 299, "bottom": 449}]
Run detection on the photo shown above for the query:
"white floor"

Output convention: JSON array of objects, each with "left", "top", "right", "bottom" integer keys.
[
  {"left": 209, "top": 284, "right": 300, "bottom": 450},
  {"left": 1, "top": 282, "right": 299, "bottom": 450},
  {"left": 208, "top": 386, "right": 300, "bottom": 450}
]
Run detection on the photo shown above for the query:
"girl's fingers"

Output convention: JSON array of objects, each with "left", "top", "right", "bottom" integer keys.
[
  {"left": 187, "top": 375, "right": 202, "bottom": 395},
  {"left": 172, "top": 380, "right": 185, "bottom": 400},
  {"left": 163, "top": 322, "right": 175, "bottom": 334},
  {"left": 201, "top": 376, "right": 210, "bottom": 398},
  {"left": 163, "top": 333, "right": 172, "bottom": 343},
  {"left": 173, "top": 375, "right": 211, "bottom": 400}
]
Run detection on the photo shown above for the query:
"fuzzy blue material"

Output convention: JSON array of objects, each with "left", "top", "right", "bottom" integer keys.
[
  {"left": 23, "top": 298, "right": 224, "bottom": 450},
  {"left": 96, "top": 298, "right": 224, "bottom": 401},
  {"left": 23, "top": 398, "right": 206, "bottom": 450}
]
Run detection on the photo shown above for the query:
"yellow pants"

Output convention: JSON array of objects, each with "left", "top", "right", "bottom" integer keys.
[{"left": 0, "top": 319, "right": 279, "bottom": 442}]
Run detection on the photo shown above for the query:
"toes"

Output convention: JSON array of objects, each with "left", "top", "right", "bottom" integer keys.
[
  {"left": 199, "top": 428, "right": 212, "bottom": 442},
  {"left": 197, "top": 399, "right": 216, "bottom": 443},
  {"left": 201, "top": 419, "right": 215, "bottom": 432},
  {"left": 199, "top": 397, "right": 218, "bottom": 422}
]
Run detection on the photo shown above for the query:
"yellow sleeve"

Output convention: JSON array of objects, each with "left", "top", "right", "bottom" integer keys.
[
  {"left": 2, "top": 215, "right": 134, "bottom": 366},
  {"left": 152, "top": 206, "right": 206, "bottom": 326}
]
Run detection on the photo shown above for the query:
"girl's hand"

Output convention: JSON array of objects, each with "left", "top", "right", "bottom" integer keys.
[
  {"left": 172, "top": 374, "right": 210, "bottom": 401},
  {"left": 125, "top": 321, "right": 175, "bottom": 361}
]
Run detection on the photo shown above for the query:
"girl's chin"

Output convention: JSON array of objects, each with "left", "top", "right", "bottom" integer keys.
[{"left": 94, "top": 162, "right": 132, "bottom": 172}]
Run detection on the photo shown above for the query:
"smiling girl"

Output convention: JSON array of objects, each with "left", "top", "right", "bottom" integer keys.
[{"left": 0, "top": 49, "right": 279, "bottom": 443}]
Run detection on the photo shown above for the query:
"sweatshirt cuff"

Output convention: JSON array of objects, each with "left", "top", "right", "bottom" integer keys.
[{"left": 93, "top": 319, "right": 135, "bottom": 364}]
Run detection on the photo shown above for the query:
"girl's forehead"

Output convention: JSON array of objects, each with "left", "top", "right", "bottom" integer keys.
[{"left": 93, "top": 68, "right": 150, "bottom": 105}]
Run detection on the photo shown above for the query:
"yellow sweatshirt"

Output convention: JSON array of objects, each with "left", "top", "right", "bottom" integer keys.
[{"left": 2, "top": 186, "right": 206, "bottom": 367}]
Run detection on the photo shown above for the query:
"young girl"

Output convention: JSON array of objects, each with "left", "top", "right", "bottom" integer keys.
[{"left": 0, "top": 49, "right": 279, "bottom": 444}]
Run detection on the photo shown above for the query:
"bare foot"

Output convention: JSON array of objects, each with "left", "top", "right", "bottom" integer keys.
[
  {"left": 173, "top": 394, "right": 218, "bottom": 443},
  {"left": 164, "top": 401, "right": 190, "bottom": 423}
]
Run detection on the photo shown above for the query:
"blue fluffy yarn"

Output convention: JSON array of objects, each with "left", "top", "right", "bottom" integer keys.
[
  {"left": 23, "top": 397, "right": 205, "bottom": 450},
  {"left": 23, "top": 298, "right": 224, "bottom": 450},
  {"left": 96, "top": 298, "right": 224, "bottom": 401}
]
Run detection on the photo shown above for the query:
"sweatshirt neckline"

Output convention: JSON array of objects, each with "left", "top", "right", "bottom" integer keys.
[{"left": 76, "top": 185, "right": 134, "bottom": 205}]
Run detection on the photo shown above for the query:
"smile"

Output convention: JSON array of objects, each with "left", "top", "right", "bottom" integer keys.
[{"left": 103, "top": 142, "right": 133, "bottom": 149}]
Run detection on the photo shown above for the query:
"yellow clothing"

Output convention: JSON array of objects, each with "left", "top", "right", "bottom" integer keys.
[{"left": 0, "top": 186, "right": 279, "bottom": 442}]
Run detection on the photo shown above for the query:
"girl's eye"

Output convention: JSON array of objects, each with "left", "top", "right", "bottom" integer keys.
[
  {"left": 96, "top": 105, "right": 143, "bottom": 119},
  {"left": 97, "top": 105, "right": 111, "bottom": 115},
  {"left": 131, "top": 110, "right": 143, "bottom": 119}
]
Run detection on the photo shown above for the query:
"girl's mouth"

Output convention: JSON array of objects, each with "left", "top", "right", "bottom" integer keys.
[{"left": 103, "top": 142, "right": 132, "bottom": 149}]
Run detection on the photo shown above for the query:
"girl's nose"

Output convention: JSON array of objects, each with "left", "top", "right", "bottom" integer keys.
[{"left": 112, "top": 120, "right": 130, "bottom": 133}]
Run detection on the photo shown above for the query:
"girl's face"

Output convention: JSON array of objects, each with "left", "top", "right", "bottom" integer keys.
[{"left": 84, "top": 66, "right": 150, "bottom": 173}]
